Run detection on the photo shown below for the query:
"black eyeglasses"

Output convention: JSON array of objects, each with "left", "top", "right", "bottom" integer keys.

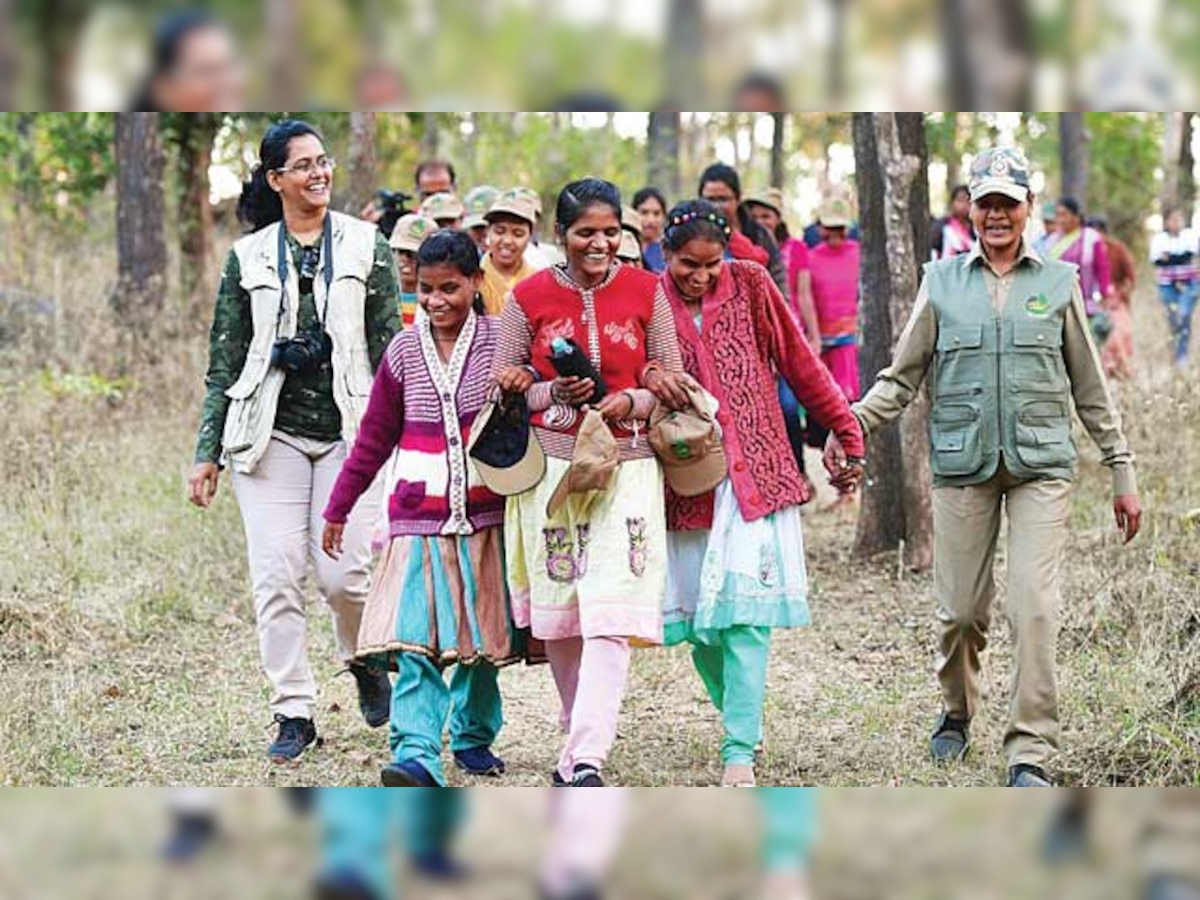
[{"left": 298, "top": 245, "right": 320, "bottom": 295}]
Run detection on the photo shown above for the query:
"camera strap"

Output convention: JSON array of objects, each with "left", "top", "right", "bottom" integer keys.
[{"left": 275, "top": 215, "right": 335, "bottom": 334}]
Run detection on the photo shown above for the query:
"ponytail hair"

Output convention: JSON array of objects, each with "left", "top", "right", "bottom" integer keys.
[{"left": 236, "top": 119, "right": 325, "bottom": 233}]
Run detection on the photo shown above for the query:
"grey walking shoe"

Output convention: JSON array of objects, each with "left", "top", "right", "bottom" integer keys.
[
  {"left": 1007, "top": 764, "right": 1053, "bottom": 787},
  {"left": 929, "top": 712, "right": 970, "bottom": 763}
]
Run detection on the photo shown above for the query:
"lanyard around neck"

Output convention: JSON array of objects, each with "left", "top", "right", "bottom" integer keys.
[{"left": 275, "top": 214, "right": 334, "bottom": 332}]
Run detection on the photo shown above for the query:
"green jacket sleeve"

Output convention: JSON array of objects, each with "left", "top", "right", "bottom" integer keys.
[
  {"left": 365, "top": 231, "right": 402, "bottom": 372},
  {"left": 194, "top": 251, "right": 252, "bottom": 465}
]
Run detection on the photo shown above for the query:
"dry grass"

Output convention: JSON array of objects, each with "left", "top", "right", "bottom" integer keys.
[{"left": 0, "top": 241, "right": 1196, "bottom": 788}]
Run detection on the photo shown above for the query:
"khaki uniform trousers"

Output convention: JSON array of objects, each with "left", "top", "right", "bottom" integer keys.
[
  {"left": 933, "top": 462, "right": 1073, "bottom": 768},
  {"left": 232, "top": 432, "right": 382, "bottom": 720}
]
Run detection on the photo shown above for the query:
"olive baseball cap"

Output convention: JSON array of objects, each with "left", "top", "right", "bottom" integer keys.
[
  {"left": 485, "top": 188, "right": 539, "bottom": 229},
  {"left": 648, "top": 384, "right": 727, "bottom": 497},
  {"left": 745, "top": 188, "right": 785, "bottom": 217},
  {"left": 463, "top": 185, "right": 500, "bottom": 230},
  {"left": 419, "top": 192, "right": 466, "bottom": 223},
  {"left": 546, "top": 409, "right": 618, "bottom": 517},
  {"left": 969, "top": 147, "right": 1033, "bottom": 204},
  {"left": 388, "top": 213, "right": 439, "bottom": 253}
]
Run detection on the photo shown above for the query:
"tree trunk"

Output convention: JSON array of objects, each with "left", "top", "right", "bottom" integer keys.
[
  {"left": 666, "top": 0, "right": 704, "bottom": 108},
  {"left": 648, "top": 111, "right": 682, "bottom": 197},
  {"left": 420, "top": 113, "right": 439, "bottom": 159},
  {"left": 851, "top": 112, "right": 934, "bottom": 570},
  {"left": 114, "top": 113, "right": 168, "bottom": 355},
  {"left": 1059, "top": 112, "right": 1088, "bottom": 204},
  {"left": 1181, "top": 114, "right": 1196, "bottom": 223},
  {"left": 0, "top": 0, "right": 13, "bottom": 111},
  {"left": 266, "top": 0, "right": 302, "bottom": 110},
  {"left": 770, "top": 112, "right": 786, "bottom": 187},
  {"left": 829, "top": 0, "right": 848, "bottom": 103},
  {"left": 343, "top": 112, "right": 378, "bottom": 216},
  {"left": 175, "top": 113, "right": 220, "bottom": 326}
]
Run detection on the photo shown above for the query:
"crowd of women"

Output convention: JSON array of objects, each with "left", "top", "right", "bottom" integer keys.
[{"left": 188, "top": 118, "right": 866, "bottom": 789}]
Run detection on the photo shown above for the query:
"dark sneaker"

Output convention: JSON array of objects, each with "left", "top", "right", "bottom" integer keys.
[
  {"left": 412, "top": 849, "right": 469, "bottom": 882},
  {"left": 269, "top": 715, "right": 317, "bottom": 764},
  {"left": 348, "top": 664, "right": 391, "bottom": 729},
  {"left": 1146, "top": 876, "right": 1200, "bottom": 900},
  {"left": 570, "top": 764, "right": 603, "bottom": 787},
  {"left": 551, "top": 769, "right": 568, "bottom": 787},
  {"left": 453, "top": 746, "right": 506, "bottom": 777},
  {"left": 314, "top": 868, "right": 382, "bottom": 900},
  {"left": 161, "top": 812, "right": 218, "bottom": 863},
  {"left": 929, "top": 712, "right": 971, "bottom": 764},
  {"left": 381, "top": 759, "right": 439, "bottom": 787},
  {"left": 1008, "top": 764, "right": 1053, "bottom": 787}
]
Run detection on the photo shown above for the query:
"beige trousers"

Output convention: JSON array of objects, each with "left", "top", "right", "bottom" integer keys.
[
  {"left": 232, "top": 433, "right": 381, "bottom": 719},
  {"left": 933, "top": 463, "right": 1073, "bottom": 768}
]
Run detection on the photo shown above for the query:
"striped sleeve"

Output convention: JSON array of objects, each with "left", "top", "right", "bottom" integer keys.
[
  {"left": 645, "top": 282, "right": 684, "bottom": 373},
  {"left": 490, "top": 294, "right": 535, "bottom": 379}
]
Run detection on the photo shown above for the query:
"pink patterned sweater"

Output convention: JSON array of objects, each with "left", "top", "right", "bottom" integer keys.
[{"left": 324, "top": 312, "right": 506, "bottom": 537}]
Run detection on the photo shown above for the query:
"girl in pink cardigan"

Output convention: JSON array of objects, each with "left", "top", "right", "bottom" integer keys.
[
  {"left": 323, "top": 231, "right": 534, "bottom": 787},
  {"left": 643, "top": 200, "right": 865, "bottom": 786}
]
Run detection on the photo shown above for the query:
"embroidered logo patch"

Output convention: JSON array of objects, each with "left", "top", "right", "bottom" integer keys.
[{"left": 1025, "top": 294, "right": 1051, "bottom": 317}]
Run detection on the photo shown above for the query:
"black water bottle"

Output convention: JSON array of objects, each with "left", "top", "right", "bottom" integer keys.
[{"left": 550, "top": 337, "right": 607, "bottom": 405}]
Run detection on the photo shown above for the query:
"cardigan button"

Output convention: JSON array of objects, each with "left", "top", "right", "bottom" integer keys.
[
  {"left": 751, "top": 493, "right": 762, "bottom": 505},
  {"left": 449, "top": 436, "right": 460, "bottom": 447},
  {"left": 734, "top": 461, "right": 747, "bottom": 473}
]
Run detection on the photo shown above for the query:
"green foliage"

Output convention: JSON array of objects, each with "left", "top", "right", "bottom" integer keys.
[
  {"left": 0, "top": 113, "right": 115, "bottom": 219},
  {"left": 36, "top": 370, "right": 135, "bottom": 403}
]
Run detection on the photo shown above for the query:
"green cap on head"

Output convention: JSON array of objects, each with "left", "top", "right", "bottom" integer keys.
[{"left": 968, "top": 147, "right": 1032, "bottom": 204}]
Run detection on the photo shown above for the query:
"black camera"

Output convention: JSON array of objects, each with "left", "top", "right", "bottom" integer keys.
[
  {"left": 271, "top": 326, "right": 333, "bottom": 374},
  {"left": 375, "top": 189, "right": 413, "bottom": 238}
]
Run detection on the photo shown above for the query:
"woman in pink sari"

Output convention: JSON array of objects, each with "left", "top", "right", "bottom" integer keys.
[{"left": 1048, "top": 197, "right": 1113, "bottom": 342}]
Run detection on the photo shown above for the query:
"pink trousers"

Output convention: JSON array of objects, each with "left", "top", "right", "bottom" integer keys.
[{"left": 544, "top": 635, "right": 632, "bottom": 779}]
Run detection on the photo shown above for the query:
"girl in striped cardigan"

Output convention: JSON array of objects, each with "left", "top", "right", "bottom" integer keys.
[{"left": 323, "top": 230, "right": 533, "bottom": 787}]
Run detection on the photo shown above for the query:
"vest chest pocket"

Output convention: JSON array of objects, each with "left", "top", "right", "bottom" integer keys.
[
  {"left": 222, "top": 374, "right": 267, "bottom": 455},
  {"left": 935, "top": 324, "right": 986, "bottom": 388},
  {"left": 1010, "top": 321, "right": 1066, "bottom": 390},
  {"left": 930, "top": 402, "right": 984, "bottom": 477}
]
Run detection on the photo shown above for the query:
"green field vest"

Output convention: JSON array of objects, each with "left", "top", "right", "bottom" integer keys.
[{"left": 925, "top": 254, "right": 1080, "bottom": 488}]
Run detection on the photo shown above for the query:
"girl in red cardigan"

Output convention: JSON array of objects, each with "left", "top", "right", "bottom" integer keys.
[
  {"left": 493, "top": 178, "right": 688, "bottom": 787},
  {"left": 643, "top": 200, "right": 866, "bottom": 787}
]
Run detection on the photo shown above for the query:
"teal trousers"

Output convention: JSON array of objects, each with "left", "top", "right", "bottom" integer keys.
[
  {"left": 390, "top": 653, "right": 501, "bottom": 785},
  {"left": 690, "top": 625, "right": 771, "bottom": 765}
]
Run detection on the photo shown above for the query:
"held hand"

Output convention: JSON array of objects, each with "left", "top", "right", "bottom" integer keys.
[
  {"left": 644, "top": 370, "right": 697, "bottom": 411},
  {"left": 551, "top": 376, "right": 596, "bottom": 407},
  {"left": 823, "top": 433, "right": 865, "bottom": 493},
  {"left": 322, "top": 521, "right": 345, "bottom": 559},
  {"left": 187, "top": 462, "right": 220, "bottom": 509},
  {"left": 594, "top": 391, "right": 635, "bottom": 422},
  {"left": 1114, "top": 494, "right": 1142, "bottom": 544},
  {"left": 495, "top": 366, "right": 535, "bottom": 394}
]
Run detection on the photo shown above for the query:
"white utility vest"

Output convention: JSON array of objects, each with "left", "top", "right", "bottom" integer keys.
[{"left": 221, "top": 211, "right": 379, "bottom": 474}]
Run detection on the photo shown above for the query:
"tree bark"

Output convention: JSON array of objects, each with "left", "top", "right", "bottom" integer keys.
[
  {"left": 174, "top": 113, "right": 220, "bottom": 325},
  {"left": 770, "top": 112, "right": 786, "bottom": 188},
  {"left": 1181, "top": 114, "right": 1196, "bottom": 223},
  {"left": 343, "top": 112, "right": 378, "bottom": 216},
  {"left": 1160, "top": 112, "right": 1182, "bottom": 216},
  {"left": 266, "top": 0, "right": 302, "bottom": 110},
  {"left": 420, "top": 113, "right": 439, "bottom": 159},
  {"left": 647, "top": 111, "right": 682, "bottom": 197},
  {"left": 1059, "top": 112, "right": 1088, "bottom": 204},
  {"left": 114, "top": 113, "right": 168, "bottom": 353},
  {"left": 0, "top": 0, "right": 13, "bottom": 111},
  {"left": 852, "top": 112, "right": 934, "bottom": 570}
]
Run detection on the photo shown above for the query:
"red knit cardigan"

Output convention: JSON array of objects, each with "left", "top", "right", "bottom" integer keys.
[{"left": 658, "top": 259, "right": 865, "bottom": 531}]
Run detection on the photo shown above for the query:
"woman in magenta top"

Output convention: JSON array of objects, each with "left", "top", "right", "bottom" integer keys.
[
  {"left": 808, "top": 202, "right": 862, "bottom": 404},
  {"left": 1047, "top": 196, "right": 1113, "bottom": 324}
]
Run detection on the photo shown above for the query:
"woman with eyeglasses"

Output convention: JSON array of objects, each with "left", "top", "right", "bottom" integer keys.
[{"left": 188, "top": 119, "right": 401, "bottom": 764}]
